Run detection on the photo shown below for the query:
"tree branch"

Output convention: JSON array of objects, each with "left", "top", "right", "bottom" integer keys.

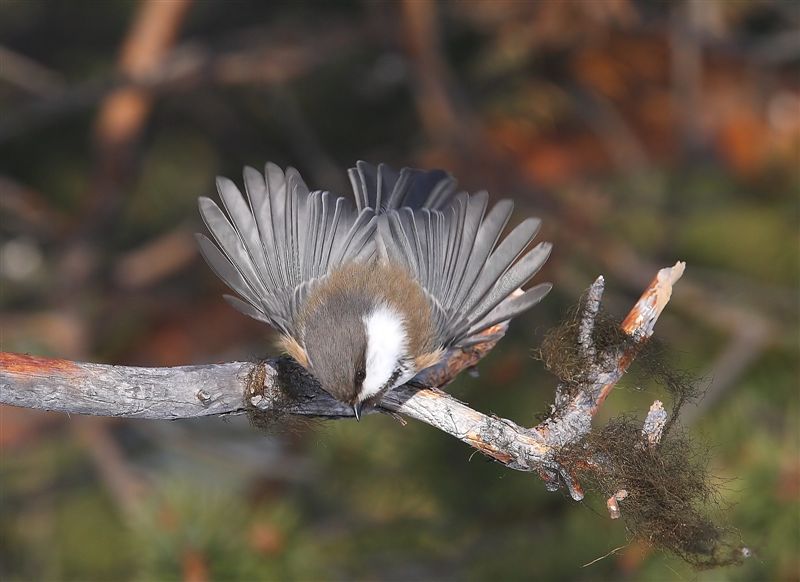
[{"left": 0, "top": 263, "right": 685, "bottom": 498}]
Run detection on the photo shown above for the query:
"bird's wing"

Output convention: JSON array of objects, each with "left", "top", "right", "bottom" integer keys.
[
  {"left": 197, "top": 163, "right": 376, "bottom": 338},
  {"left": 353, "top": 162, "right": 552, "bottom": 348}
]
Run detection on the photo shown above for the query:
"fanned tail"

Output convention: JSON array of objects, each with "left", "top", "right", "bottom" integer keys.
[{"left": 198, "top": 160, "right": 551, "bottom": 347}]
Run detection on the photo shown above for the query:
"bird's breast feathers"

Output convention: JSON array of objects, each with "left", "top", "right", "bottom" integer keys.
[{"left": 360, "top": 304, "right": 412, "bottom": 401}]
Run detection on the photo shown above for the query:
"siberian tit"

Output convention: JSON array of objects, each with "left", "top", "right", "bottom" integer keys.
[{"left": 197, "top": 162, "right": 551, "bottom": 419}]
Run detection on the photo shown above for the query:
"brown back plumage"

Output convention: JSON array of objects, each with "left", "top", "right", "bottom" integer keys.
[{"left": 290, "top": 262, "right": 435, "bottom": 402}]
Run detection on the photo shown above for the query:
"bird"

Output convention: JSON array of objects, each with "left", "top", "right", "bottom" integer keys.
[{"left": 197, "top": 161, "right": 552, "bottom": 420}]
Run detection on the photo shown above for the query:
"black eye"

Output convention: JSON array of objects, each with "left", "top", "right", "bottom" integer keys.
[{"left": 354, "top": 368, "right": 366, "bottom": 386}]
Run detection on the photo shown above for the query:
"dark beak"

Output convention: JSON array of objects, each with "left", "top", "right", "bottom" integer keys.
[{"left": 353, "top": 401, "right": 363, "bottom": 421}]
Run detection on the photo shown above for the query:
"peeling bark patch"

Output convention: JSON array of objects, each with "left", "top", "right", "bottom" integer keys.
[
  {"left": 0, "top": 352, "right": 80, "bottom": 376},
  {"left": 465, "top": 431, "right": 514, "bottom": 464},
  {"left": 469, "top": 418, "right": 531, "bottom": 466}
]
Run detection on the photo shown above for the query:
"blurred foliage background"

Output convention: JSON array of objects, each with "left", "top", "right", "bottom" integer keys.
[{"left": 0, "top": 0, "right": 798, "bottom": 580}]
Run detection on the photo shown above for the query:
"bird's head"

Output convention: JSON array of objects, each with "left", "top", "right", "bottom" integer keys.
[{"left": 300, "top": 300, "right": 416, "bottom": 420}]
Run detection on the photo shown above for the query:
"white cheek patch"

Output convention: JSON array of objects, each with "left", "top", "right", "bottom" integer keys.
[{"left": 360, "top": 305, "right": 409, "bottom": 402}]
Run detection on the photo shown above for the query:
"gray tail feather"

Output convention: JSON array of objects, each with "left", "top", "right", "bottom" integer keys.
[{"left": 348, "top": 160, "right": 458, "bottom": 213}]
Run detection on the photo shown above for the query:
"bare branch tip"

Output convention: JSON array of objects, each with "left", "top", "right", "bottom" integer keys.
[
  {"left": 660, "top": 261, "right": 686, "bottom": 286},
  {"left": 606, "top": 489, "right": 629, "bottom": 519},
  {"left": 641, "top": 399, "right": 668, "bottom": 448},
  {"left": 587, "top": 276, "right": 605, "bottom": 304},
  {"left": 578, "top": 276, "right": 605, "bottom": 359},
  {"left": 557, "top": 465, "right": 585, "bottom": 501}
]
